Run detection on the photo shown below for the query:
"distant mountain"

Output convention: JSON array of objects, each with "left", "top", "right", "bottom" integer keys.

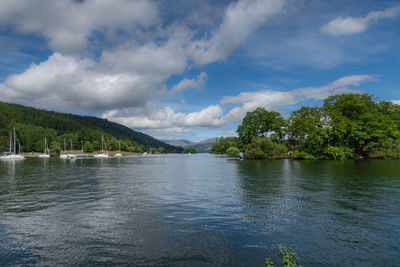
[
  {"left": 0, "top": 101, "right": 182, "bottom": 153},
  {"left": 163, "top": 138, "right": 218, "bottom": 153},
  {"left": 161, "top": 139, "right": 193, "bottom": 147}
]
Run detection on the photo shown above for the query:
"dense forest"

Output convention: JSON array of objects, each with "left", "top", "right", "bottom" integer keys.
[
  {"left": 0, "top": 102, "right": 182, "bottom": 154},
  {"left": 211, "top": 93, "right": 400, "bottom": 160}
]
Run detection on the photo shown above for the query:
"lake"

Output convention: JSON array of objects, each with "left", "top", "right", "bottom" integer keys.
[{"left": 0, "top": 154, "right": 399, "bottom": 266}]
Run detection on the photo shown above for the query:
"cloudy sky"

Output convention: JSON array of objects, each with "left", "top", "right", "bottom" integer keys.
[{"left": 0, "top": 0, "right": 399, "bottom": 141}]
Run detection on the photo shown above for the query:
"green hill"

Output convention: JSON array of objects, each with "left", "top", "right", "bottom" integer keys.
[{"left": 0, "top": 101, "right": 182, "bottom": 153}]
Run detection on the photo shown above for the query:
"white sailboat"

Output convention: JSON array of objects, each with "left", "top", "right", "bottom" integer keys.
[
  {"left": 60, "top": 138, "right": 68, "bottom": 159},
  {"left": 114, "top": 140, "right": 122, "bottom": 157},
  {"left": 67, "top": 139, "right": 76, "bottom": 159},
  {"left": 76, "top": 140, "right": 88, "bottom": 158},
  {"left": 93, "top": 134, "right": 109, "bottom": 158},
  {"left": 0, "top": 128, "right": 25, "bottom": 160},
  {"left": 38, "top": 137, "right": 50, "bottom": 158}
]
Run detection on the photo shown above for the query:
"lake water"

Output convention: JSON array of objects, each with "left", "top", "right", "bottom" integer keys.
[{"left": 0, "top": 154, "right": 399, "bottom": 266}]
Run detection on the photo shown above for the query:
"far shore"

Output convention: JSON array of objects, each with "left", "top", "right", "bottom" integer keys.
[{"left": 23, "top": 151, "right": 144, "bottom": 157}]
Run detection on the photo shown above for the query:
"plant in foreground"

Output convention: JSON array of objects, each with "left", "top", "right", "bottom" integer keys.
[{"left": 266, "top": 245, "right": 301, "bottom": 267}]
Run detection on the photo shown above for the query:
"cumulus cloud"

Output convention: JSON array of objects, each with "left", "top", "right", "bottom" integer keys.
[
  {"left": 189, "top": 0, "right": 286, "bottom": 65},
  {"left": 0, "top": 0, "right": 287, "bottom": 116},
  {"left": 102, "top": 105, "right": 224, "bottom": 129},
  {"left": 171, "top": 72, "right": 208, "bottom": 93},
  {"left": 0, "top": 53, "right": 161, "bottom": 111},
  {"left": 322, "top": 6, "right": 400, "bottom": 36},
  {"left": 220, "top": 74, "right": 375, "bottom": 123},
  {"left": 102, "top": 75, "right": 375, "bottom": 134},
  {"left": 0, "top": 0, "right": 158, "bottom": 53}
]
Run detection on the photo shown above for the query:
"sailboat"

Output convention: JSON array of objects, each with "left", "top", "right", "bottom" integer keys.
[
  {"left": 76, "top": 140, "right": 88, "bottom": 158},
  {"left": 38, "top": 137, "right": 50, "bottom": 158},
  {"left": 114, "top": 140, "right": 122, "bottom": 157},
  {"left": 67, "top": 139, "right": 76, "bottom": 159},
  {"left": 60, "top": 138, "right": 68, "bottom": 159},
  {"left": 93, "top": 134, "right": 109, "bottom": 158},
  {"left": 0, "top": 128, "right": 25, "bottom": 160}
]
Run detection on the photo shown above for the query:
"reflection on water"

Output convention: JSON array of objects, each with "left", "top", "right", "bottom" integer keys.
[{"left": 0, "top": 155, "right": 399, "bottom": 266}]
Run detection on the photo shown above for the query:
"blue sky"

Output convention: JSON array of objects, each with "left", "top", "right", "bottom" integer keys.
[{"left": 0, "top": 0, "right": 399, "bottom": 141}]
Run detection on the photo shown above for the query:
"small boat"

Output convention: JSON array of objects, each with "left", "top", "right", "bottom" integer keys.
[
  {"left": 67, "top": 139, "right": 76, "bottom": 159},
  {"left": 114, "top": 140, "right": 122, "bottom": 157},
  {"left": 0, "top": 128, "right": 25, "bottom": 160},
  {"left": 60, "top": 138, "right": 68, "bottom": 159},
  {"left": 74, "top": 140, "right": 88, "bottom": 158},
  {"left": 93, "top": 134, "right": 109, "bottom": 158},
  {"left": 38, "top": 137, "right": 50, "bottom": 158}
]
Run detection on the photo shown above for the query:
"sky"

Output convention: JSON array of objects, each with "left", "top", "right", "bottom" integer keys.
[{"left": 0, "top": 0, "right": 399, "bottom": 141}]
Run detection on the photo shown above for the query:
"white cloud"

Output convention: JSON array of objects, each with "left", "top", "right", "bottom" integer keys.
[
  {"left": 220, "top": 74, "right": 375, "bottom": 123},
  {"left": 0, "top": 0, "right": 158, "bottom": 53},
  {"left": 0, "top": 0, "right": 288, "bottom": 117},
  {"left": 102, "top": 105, "right": 224, "bottom": 129},
  {"left": 102, "top": 75, "right": 375, "bottom": 137},
  {"left": 146, "top": 127, "right": 194, "bottom": 140},
  {"left": 322, "top": 6, "right": 400, "bottom": 36},
  {"left": 189, "top": 0, "right": 286, "bottom": 65},
  {"left": 0, "top": 53, "right": 162, "bottom": 111},
  {"left": 171, "top": 72, "right": 208, "bottom": 93}
]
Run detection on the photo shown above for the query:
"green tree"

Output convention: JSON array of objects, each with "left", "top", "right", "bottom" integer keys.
[
  {"left": 182, "top": 147, "right": 197, "bottom": 154},
  {"left": 237, "top": 108, "right": 286, "bottom": 145},
  {"left": 226, "top": 146, "right": 240, "bottom": 157},
  {"left": 287, "top": 106, "right": 328, "bottom": 157},
  {"left": 211, "top": 137, "right": 238, "bottom": 154}
]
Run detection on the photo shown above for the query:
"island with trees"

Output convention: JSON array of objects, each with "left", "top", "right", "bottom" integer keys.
[{"left": 211, "top": 93, "right": 400, "bottom": 160}]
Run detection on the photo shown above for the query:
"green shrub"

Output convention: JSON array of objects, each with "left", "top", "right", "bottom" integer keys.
[
  {"left": 182, "top": 147, "right": 197, "bottom": 154},
  {"left": 293, "top": 151, "right": 315, "bottom": 160},
  {"left": 226, "top": 146, "right": 240, "bottom": 157},
  {"left": 323, "top": 146, "right": 353, "bottom": 160},
  {"left": 244, "top": 138, "right": 287, "bottom": 159},
  {"left": 364, "top": 138, "right": 400, "bottom": 159},
  {"left": 266, "top": 245, "right": 301, "bottom": 267},
  {"left": 244, "top": 147, "right": 265, "bottom": 159}
]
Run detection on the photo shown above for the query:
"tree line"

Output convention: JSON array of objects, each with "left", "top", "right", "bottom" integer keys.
[
  {"left": 211, "top": 93, "right": 400, "bottom": 160},
  {"left": 0, "top": 101, "right": 181, "bottom": 154}
]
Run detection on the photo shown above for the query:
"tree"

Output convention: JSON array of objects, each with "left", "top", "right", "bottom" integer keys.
[
  {"left": 237, "top": 108, "right": 286, "bottom": 144},
  {"left": 287, "top": 106, "right": 328, "bottom": 156},
  {"left": 182, "top": 147, "right": 197, "bottom": 154},
  {"left": 226, "top": 146, "right": 240, "bottom": 157},
  {"left": 210, "top": 137, "right": 238, "bottom": 154}
]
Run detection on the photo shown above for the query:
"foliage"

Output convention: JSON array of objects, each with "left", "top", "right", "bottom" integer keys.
[
  {"left": 0, "top": 101, "right": 182, "bottom": 154},
  {"left": 226, "top": 146, "right": 240, "bottom": 157},
  {"left": 216, "top": 93, "right": 400, "bottom": 160},
  {"left": 364, "top": 138, "right": 400, "bottom": 159},
  {"left": 322, "top": 146, "right": 354, "bottom": 160},
  {"left": 210, "top": 137, "right": 238, "bottom": 154},
  {"left": 266, "top": 246, "right": 301, "bottom": 267},
  {"left": 244, "top": 138, "right": 287, "bottom": 159},
  {"left": 292, "top": 151, "right": 315, "bottom": 160},
  {"left": 237, "top": 107, "right": 286, "bottom": 144},
  {"left": 182, "top": 147, "right": 197, "bottom": 154}
]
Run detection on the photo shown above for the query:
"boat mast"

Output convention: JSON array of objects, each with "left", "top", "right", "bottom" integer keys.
[
  {"left": 64, "top": 138, "right": 66, "bottom": 153},
  {"left": 118, "top": 140, "right": 120, "bottom": 152},
  {"left": 9, "top": 130, "right": 12, "bottom": 153},
  {"left": 70, "top": 139, "right": 73, "bottom": 153},
  {"left": 81, "top": 140, "right": 84, "bottom": 152},
  {"left": 13, "top": 128, "right": 16, "bottom": 154},
  {"left": 101, "top": 135, "right": 104, "bottom": 151},
  {"left": 45, "top": 137, "right": 49, "bottom": 154}
]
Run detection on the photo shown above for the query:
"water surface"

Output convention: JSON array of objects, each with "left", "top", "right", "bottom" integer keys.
[{"left": 0, "top": 154, "right": 399, "bottom": 266}]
